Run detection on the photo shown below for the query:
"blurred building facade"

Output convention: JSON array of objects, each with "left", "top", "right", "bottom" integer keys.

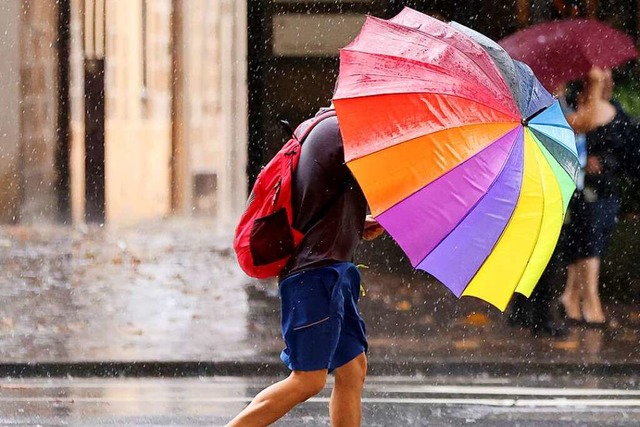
[
  {"left": 0, "top": 0, "right": 62, "bottom": 223},
  {"left": 0, "top": 0, "right": 247, "bottom": 232},
  {"left": 1, "top": 0, "right": 638, "bottom": 229}
]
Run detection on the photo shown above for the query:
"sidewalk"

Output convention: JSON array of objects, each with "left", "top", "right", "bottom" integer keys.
[{"left": 0, "top": 219, "right": 638, "bottom": 377}]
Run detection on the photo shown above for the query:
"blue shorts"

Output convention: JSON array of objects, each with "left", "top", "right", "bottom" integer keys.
[{"left": 278, "top": 262, "right": 368, "bottom": 372}]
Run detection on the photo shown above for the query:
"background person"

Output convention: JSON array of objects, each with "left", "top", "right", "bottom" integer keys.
[{"left": 560, "top": 67, "right": 628, "bottom": 327}]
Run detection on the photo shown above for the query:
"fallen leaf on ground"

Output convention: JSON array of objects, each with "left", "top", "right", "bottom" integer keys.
[
  {"left": 395, "top": 300, "right": 412, "bottom": 311},
  {"left": 462, "top": 312, "right": 489, "bottom": 326},
  {"left": 453, "top": 339, "right": 481, "bottom": 350}
]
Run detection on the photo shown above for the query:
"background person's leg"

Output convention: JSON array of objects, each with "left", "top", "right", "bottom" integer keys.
[
  {"left": 580, "top": 197, "right": 619, "bottom": 325},
  {"left": 330, "top": 352, "right": 367, "bottom": 427},
  {"left": 580, "top": 256, "right": 605, "bottom": 324},
  {"left": 225, "top": 369, "right": 327, "bottom": 427},
  {"left": 561, "top": 195, "right": 588, "bottom": 322},
  {"left": 561, "top": 262, "right": 583, "bottom": 321}
]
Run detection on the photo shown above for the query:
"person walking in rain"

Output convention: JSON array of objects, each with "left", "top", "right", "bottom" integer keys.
[
  {"left": 225, "top": 104, "right": 384, "bottom": 427},
  {"left": 560, "top": 67, "right": 629, "bottom": 327}
]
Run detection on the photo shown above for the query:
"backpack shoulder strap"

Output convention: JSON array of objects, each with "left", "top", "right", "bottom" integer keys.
[{"left": 294, "top": 109, "right": 337, "bottom": 143}]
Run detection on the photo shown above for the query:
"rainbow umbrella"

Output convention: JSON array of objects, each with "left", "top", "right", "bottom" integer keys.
[{"left": 333, "top": 8, "right": 579, "bottom": 311}]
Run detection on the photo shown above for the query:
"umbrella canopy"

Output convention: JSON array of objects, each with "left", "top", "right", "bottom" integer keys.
[
  {"left": 499, "top": 19, "right": 638, "bottom": 90},
  {"left": 333, "top": 8, "right": 579, "bottom": 311}
]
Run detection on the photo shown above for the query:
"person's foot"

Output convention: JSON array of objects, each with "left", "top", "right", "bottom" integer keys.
[
  {"left": 558, "top": 296, "right": 582, "bottom": 322},
  {"left": 582, "top": 293, "right": 606, "bottom": 324}
]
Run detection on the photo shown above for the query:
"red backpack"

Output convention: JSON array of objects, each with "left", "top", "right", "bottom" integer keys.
[{"left": 234, "top": 110, "right": 337, "bottom": 279}]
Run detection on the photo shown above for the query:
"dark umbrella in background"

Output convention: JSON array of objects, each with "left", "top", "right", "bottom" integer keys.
[{"left": 499, "top": 19, "right": 638, "bottom": 91}]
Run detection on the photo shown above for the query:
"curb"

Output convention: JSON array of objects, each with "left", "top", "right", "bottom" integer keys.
[{"left": 0, "top": 359, "right": 638, "bottom": 378}]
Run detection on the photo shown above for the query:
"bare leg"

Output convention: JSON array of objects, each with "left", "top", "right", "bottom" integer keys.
[
  {"left": 561, "top": 262, "right": 583, "bottom": 320},
  {"left": 580, "top": 256, "right": 606, "bottom": 323},
  {"left": 225, "top": 369, "right": 327, "bottom": 427},
  {"left": 329, "top": 353, "right": 367, "bottom": 427}
]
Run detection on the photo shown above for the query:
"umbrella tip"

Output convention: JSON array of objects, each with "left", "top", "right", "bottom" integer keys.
[{"left": 523, "top": 107, "right": 546, "bottom": 125}]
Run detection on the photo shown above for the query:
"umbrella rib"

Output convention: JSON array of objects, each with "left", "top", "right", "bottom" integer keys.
[
  {"left": 528, "top": 129, "right": 580, "bottom": 182},
  {"left": 454, "top": 138, "right": 525, "bottom": 299},
  {"left": 363, "top": 17, "right": 515, "bottom": 104},
  {"left": 509, "top": 139, "right": 551, "bottom": 297},
  {"left": 448, "top": 21, "right": 525, "bottom": 116},
  {"left": 529, "top": 127, "right": 579, "bottom": 158},
  {"left": 522, "top": 107, "right": 546, "bottom": 125},
  {"left": 340, "top": 48, "right": 506, "bottom": 95},
  {"left": 336, "top": 89, "right": 521, "bottom": 164},
  {"left": 529, "top": 120, "right": 573, "bottom": 131},
  {"left": 339, "top": 48, "right": 517, "bottom": 115},
  {"left": 347, "top": 120, "right": 519, "bottom": 167},
  {"left": 527, "top": 126, "right": 579, "bottom": 160},
  {"left": 406, "top": 127, "right": 522, "bottom": 269},
  {"left": 339, "top": 87, "right": 517, "bottom": 124},
  {"left": 522, "top": 81, "right": 536, "bottom": 118}
]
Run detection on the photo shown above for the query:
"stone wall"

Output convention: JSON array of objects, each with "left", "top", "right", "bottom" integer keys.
[
  {"left": 0, "top": 0, "right": 60, "bottom": 223},
  {"left": 69, "top": 0, "right": 85, "bottom": 223},
  {"left": 4, "top": 0, "right": 248, "bottom": 227},
  {"left": 18, "top": 0, "right": 60, "bottom": 223},
  {"left": 0, "top": 0, "right": 22, "bottom": 223},
  {"left": 103, "top": 0, "right": 173, "bottom": 224},
  {"left": 67, "top": 0, "right": 247, "bottom": 227},
  {"left": 182, "top": 0, "right": 248, "bottom": 228}
]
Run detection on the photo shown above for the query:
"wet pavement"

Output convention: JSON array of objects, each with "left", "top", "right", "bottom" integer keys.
[
  {"left": 0, "top": 218, "right": 639, "bottom": 376},
  {"left": 0, "top": 375, "right": 638, "bottom": 426}
]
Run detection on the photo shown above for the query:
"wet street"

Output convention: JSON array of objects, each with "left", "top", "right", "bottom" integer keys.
[
  {"left": 0, "top": 219, "right": 638, "bottom": 372},
  {"left": 0, "top": 375, "right": 638, "bottom": 426},
  {"left": 0, "top": 219, "right": 251, "bottom": 363},
  {"left": 0, "top": 219, "right": 639, "bottom": 425},
  {"left": 5, "top": 0, "right": 640, "bottom": 424}
]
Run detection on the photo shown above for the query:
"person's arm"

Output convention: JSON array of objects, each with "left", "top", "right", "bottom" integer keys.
[{"left": 565, "top": 109, "right": 592, "bottom": 134}]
